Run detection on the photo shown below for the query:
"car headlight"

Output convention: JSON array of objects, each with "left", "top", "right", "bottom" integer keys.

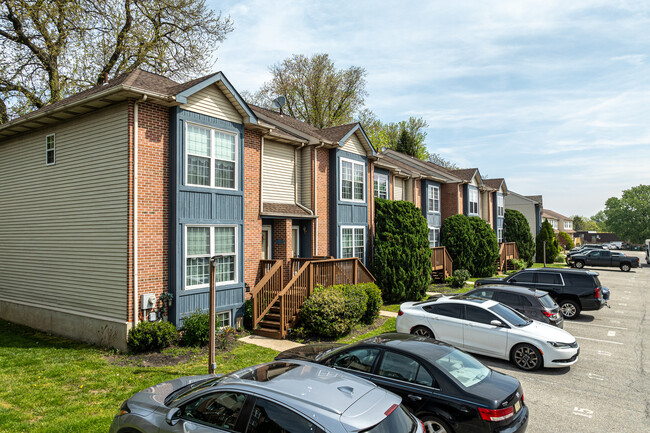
[
  {"left": 547, "top": 341, "right": 573, "bottom": 348},
  {"left": 117, "top": 400, "right": 131, "bottom": 416}
]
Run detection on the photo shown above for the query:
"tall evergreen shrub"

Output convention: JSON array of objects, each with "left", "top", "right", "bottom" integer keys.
[
  {"left": 372, "top": 198, "right": 431, "bottom": 303},
  {"left": 503, "top": 209, "right": 535, "bottom": 266},
  {"left": 536, "top": 220, "right": 559, "bottom": 263},
  {"left": 557, "top": 231, "right": 574, "bottom": 250},
  {"left": 441, "top": 214, "right": 477, "bottom": 274},
  {"left": 468, "top": 216, "right": 499, "bottom": 277}
]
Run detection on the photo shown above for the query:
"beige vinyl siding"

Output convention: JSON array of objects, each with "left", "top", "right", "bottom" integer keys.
[
  {"left": 0, "top": 104, "right": 129, "bottom": 321},
  {"left": 394, "top": 177, "right": 404, "bottom": 200},
  {"left": 299, "top": 147, "right": 312, "bottom": 208},
  {"left": 183, "top": 84, "right": 243, "bottom": 124},
  {"left": 262, "top": 140, "right": 295, "bottom": 204},
  {"left": 405, "top": 179, "right": 413, "bottom": 202},
  {"left": 341, "top": 132, "right": 365, "bottom": 156}
]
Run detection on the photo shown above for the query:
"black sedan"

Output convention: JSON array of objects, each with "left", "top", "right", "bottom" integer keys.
[{"left": 276, "top": 333, "right": 528, "bottom": 433}]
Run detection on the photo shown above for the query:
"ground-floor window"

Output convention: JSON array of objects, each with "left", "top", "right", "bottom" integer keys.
[
  {"left": 428, "top": 226, "right": 440, "bottom": 247},
  {"left": 497, "top": 228, "right": 503, "bottom": 243},
  {"left": 217, "top": 310, "right": 231, "bottom": 329},
  {"left": 341, "top": 226, "right": 365, "bottom": 261},
  {"left": 185, "top": 225, "right": 237, "bottom": 289}
]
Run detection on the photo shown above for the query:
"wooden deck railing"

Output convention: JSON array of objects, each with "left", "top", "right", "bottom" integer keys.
[
  {"left": 260, "top": 259, "right": 276, "bottom": 277},
  {"left": 431, "top": 246, "right": 453, "bottom": 281},
  {"left": 250, "top": 260, "right": 283, "bottom": 330},
  {"left": 290, "top": 256, "right": 332, "bottom": 275},
  {"left": 498, "top": 242, "right": 519, "bottom": 272},
  {"left": 278, "top": 261, "right": 313, "bottom": 338}
]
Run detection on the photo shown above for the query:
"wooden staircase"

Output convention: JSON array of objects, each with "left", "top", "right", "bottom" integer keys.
[
  {"left": 250, "top": 258, "right": 375, "bottom": 339},
  {"left": 431, "top": 246, "right": 453, "bottom": 282},
  {"left": 496, "top": 242, "right": 519, "bottom": 273}
]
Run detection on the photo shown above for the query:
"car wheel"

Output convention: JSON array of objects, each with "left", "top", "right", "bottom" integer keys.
[
  {"left": 574, "top": 261, "right": 584, "bottom": 269},
  {"left": 559, "top": 299, "right": 580, "bottom": 319},
  {"left": 421, "top": 415, "right": 453, "bottom": 433},
  {"left": 512, "top": 343, "right": 543, "bottom": 371},
  {"left": 620, "top": 263, "right": 631, "bottom": 272},
  {"left": 411, "top": 326, "right": 434, "bottom": 338}
]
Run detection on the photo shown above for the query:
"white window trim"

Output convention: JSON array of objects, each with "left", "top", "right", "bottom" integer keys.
[
  {"left": 497, "top": 195, "right": 504, "bottom": 217},
  {"left": 428, "top": 226, "right": 440, "bottom": 247},
  {"left": 340, "top": 157, "right": 366, "bottom": 203},
  {"left": 216, "top": 310, "right": 231, "bottom": 329},
  {"left": 340, "top": 225, "right": 366, "bottom": 261},
  {"left": 292, "top": 226, "right": 300, "bottom": 258},
  {"left": 184, "top": 224, "right": 238, "bottom": 290},
  {"left": 428, "top": 185, "right": 440, "bottom": 214},
  {"left": 184, "top": 122, "right": 238, "bottom": 190},
  {"left": 45, "top": 134, "right": 56, "bottom": 166},
  {"left": 564, "top": 221, "right": 572, "bottom": 230},
  {"left": 374, "top": 173, "right": 388, "bottom": 199},
  {"left": 469, "top": 188, "right": 479, "bottom": 216},
  {"left": 497, "top": 228, "right": 503, "bottom": 243},
  {"left": 262, "top": 225, "right": 272, "bottom": 260}
]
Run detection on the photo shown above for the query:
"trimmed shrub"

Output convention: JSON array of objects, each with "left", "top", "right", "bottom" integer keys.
[
  {"left": 359, "top": 282, "right": 382, "bottom": 324},
  {"left": 338, "top": 284, "right": 369, "bottom": 325},
  {"left": 180, "top": 310, "right": 210, "bottom": 347},
  {"left": 468, "top": 216, "right": 499, "bottom": 277},
  {"left": 536, "top": 220, "right": 559, "bottom": 264},
  {"left": 372, "top": 198, "right": 431, "bottom": 303},
  {"left": 446, "top": 269, "right": 470, "bottom": 288},
  {"left": 441, "top": 214, "right": 477, "bottom": 275},
  {"left": 127, "top": 321, "right": 177, "bottom": 353},
  {"left": 299, "top": 289, "right": 351, "bottom": 338},
  {"left": 557, "top": 231, "right": 574, "bottom": 250},
  {"left": 504, "top": 209, "right": 535, "bottom": 266}
]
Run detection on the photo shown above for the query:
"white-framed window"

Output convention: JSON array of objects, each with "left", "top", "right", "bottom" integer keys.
[
  {"left": 469, "top": 188, "right": 479, "bottom": 215},
  {"left": 497, "top": 195, "right": 504, "bottom": 217},
  {"left": 216, "top": 311, "right": 231, "bottom": 329},
  {"left": 45, "top": 134, "right": 55, "bottom": 165},
  {"left": 497, "top": 228, "right": 503, "bottom": 243},
  {"left": 374, "top": 173, "right": 388, "bottom": 199},
  {"left": 564, "top": 221, "right": 572, "bottom": 230},
  {"left": 428, "top": 185, "right": 440, "bottom": 213},
  {"left": 341, "top": 226, "right": 365, "bottom": 261},
  {"left": 428, "top": 226, "right": 440, "bottom": 247},
  {"left": 341, "top": 158, "right": 365, "bottom": 202},
  {"left": 548, "top": 219, "right": 558, "bottom": 229},
  {"left": 186, "top": 123, "right": 237, "bottom": 189},
  {"left": 185, "top": 225, "right": 237, "bottom": 289}
]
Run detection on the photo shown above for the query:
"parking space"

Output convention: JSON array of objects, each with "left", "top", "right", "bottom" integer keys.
[{"left": 474, "top": 252, "right": 649, "bottom": 432}]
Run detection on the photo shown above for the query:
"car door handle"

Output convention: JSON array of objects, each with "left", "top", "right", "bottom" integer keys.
[{"left": 408, "top": 394, "right": 422, "bottom": 401}]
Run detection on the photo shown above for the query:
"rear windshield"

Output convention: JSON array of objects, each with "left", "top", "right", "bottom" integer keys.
[
  {"left": 433, "top": 349, "right": 490, "bottom": 388},
  {"left": 361, "top": 405, "right": 417, "bottom": 433},
  {"left": 538, "top": 294, "right": 557, "bottom": 309},
  {"left": 593, "top": 276, "right": 602, "bottom": 288}
]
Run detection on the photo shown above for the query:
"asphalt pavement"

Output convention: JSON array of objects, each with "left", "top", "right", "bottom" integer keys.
[{"left": 473, "top": 251, "right": 649, "bottom": 432}]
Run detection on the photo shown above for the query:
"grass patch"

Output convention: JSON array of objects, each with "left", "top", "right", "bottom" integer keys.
[
  {"left": 0, "top": 320, "right": 277, "bottom": 433},
  {"left": 380, "top": 304, "right": 400, "bottom": 313},
  {"left": 337, "top": 318, "right": 397, "bottom": 344}
]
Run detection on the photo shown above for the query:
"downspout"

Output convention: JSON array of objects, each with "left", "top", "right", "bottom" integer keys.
[
  {"left": 133, "top": 94, "right": 147, "bottom": 326},
  {"left": 313, "top": 143, "right": 325, "bottom": 254}
]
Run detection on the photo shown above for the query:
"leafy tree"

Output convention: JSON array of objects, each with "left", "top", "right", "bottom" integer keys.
[
  {"left": 557, "top": 232, "right": 574, "bottom": 250},
  {"left": 252, "top": 53, "right": 367, "bottom": 128},
  {"left": 427, "top": 153, "right": 459, "bottom": 170},
  {"left": 590, "top": 210, "right": 609, "bottom": 232},
  {"left": 603, "top": 185, "right": 650, "bottom": 244},
  {"left": 504, "top": 209, "right": 535, "bottom": 266},
  {"left": 536, "top": 220, "right": 559, "bottom": 264},
  {"left": 395, "top": 129, "right": 419, "bottom": 157},
  {"left": 441, "top": 214, "right": 477, "bottom": 274},
  {"left": 468, "top": 217, "right": 499, "bottom": 277},
  {"left": 372, "top": 198, "right": 431, "bottom": 303},
  {"left": 0, "top": 0, "right": 233, "bottom": 123},
  {"left": 572, "top": 215, "right": 599, "bottom": 231}
]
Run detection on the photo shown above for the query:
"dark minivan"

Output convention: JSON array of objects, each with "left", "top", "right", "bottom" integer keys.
[
  {"left": 462, "top": 285, "right": 563, "bottom": 328},
  {"left": 474, "top": 268, "right": 607, "bottom": 319}
]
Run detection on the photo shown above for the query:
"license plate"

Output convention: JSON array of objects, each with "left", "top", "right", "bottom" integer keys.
[{"left": 514, "top": 400, "right": 521, "bottom": 413}]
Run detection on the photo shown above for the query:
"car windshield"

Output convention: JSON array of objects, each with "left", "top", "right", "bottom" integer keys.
[
  {"left": 489, "top": 303, "right": 531, "bottom": 327},
  {"left": 361, "top": 404, "right": 417, "bottom": 433},
  {"left": 538, "top": 294, "right": 557, "bottom": 309},
  {"left": 433, "top": 349, "right": 490, "bottom": 388}
]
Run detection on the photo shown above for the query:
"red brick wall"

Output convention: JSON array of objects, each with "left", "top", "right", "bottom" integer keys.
[
  {"left": 272, "top": 219, "right": 293, "bottom": 284},
  {"left": 315, "top": 146, "right": 329, "bottom": 256},
  {"left": 131, "top": 101, "right": 169, "bottom": 322},
  {"left": 243, "top": 128, "right": 263, "bottom": 289},
  {"left": 441, "top": 183, "right": 461, "bottom": 222}
]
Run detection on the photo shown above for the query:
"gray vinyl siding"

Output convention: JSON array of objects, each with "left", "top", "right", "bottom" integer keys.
[
  {"left": 0, "top": 104, "right": 129, "bottom": 320},
  {"left": 262, "top": 140, "right": 295, "bottom": 204},
  {"left": 300, "top": 147, "right": 312, "bottom": 208}
]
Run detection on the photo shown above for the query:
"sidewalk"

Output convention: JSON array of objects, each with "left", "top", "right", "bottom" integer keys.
[{"left": 239, "top": 334, "right": 303, "bottom": 351}]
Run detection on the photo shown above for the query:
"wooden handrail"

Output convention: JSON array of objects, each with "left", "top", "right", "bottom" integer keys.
[
  {"left": 431, "top": 246, "right": 453, "bottom": 280},
  {"left": 497, "top": 242, "right": 519, "bottom": 272},
  {"left": 356, "top": 260, "right": 376, "bottom": 283},
  {"left": 251, "top": 260, "right": 283, "bottom": 329},
  {"left": 278, "top": 261, "right": 312, "bottom": 338}
]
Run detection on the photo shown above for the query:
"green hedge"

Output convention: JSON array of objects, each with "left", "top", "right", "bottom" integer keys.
[
  {"left": 372, "top": 198, "right": 431, "bottom": 303},
  {"left": 127, "top": 321, "right": 177, "bottom": 353}
]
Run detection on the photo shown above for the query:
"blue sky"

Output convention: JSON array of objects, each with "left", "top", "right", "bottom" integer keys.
[{"left": 208, "top": 0, "right": 650, "bottom": 217}]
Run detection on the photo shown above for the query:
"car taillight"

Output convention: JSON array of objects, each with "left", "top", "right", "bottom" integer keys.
[
  {"left": 542, "top": 310, "right": 551, "bottom": 317},
  {"left": 398, "top": 309, "right": 404, "bottom": 316},
  {"left": 478, "top": 406, "right": 514, "bottom": 422},
  {"left": 595, "top": 287, "right": 600, "bottom": 299},
  {"left": 521, "top": 393, "right": 524, "bottom": 403}
]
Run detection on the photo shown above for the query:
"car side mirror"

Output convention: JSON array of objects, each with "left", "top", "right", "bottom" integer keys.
[
  {"left": 490, "top": 320, "right": 504, "bottom": 327},
  {"left": 166, "top": 408, "right": 181, "bottom": 426}
]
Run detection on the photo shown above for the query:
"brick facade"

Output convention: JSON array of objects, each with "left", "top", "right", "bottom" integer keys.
[
  {"left": 441, "top": 183, "right": 461, "bottom": 221},
  {"left": 243, "top": 128, "right": 263, "bottom": 289},
  {"left": 315, "top": 146, "right": 330, "bottom": 256},
  {"left": 272, "top": 219, "right": 293, "bottom": 284}
]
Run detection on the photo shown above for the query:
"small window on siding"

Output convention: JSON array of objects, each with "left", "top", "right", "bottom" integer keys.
[
  {"left": 217, "top": 311, "right": 231, "bottom": 329},
  {"left": 374, "top": 173, "right": 388, "bottom": 199},
  {"left": 45, "top": 134, "right": 55, "bottom": 165}
]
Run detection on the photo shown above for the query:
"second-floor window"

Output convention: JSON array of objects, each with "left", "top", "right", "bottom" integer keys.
[
  {"left": 564, "top": 221, "right": 572, "bottom": 230},
  {"left": 374, "top": 173, "right": 388, "bottom": 199},
  {"left": 548, "top": 219, "right": 558, "bottom": 229},
  {"left": 46, "top": 134, "right": 56, "bottom": 165},
  {"left": 186, "top": 123, "right": 237, "bottom": 189},
  {"left": 341, "top": 158, "right": 365, "bottom": 202},
  {"left": 469, "top": 188, "right": 479, "bottom": 215},
  {"left": 497, "top": 195, "right": 504, "bottom": 217},
  {"left": 428, "top": 185, "right": 440, "bottom": 213}
]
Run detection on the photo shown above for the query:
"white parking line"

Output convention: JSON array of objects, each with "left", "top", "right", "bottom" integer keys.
[
  {"left": 565, "top": 322, "right": 627, "bottom": 330},
  {"left": 610, "top": 320, "right": 621, "bottom": 324},
  {"left": 614, "top": 311, "right": 625, "bottom": 314},
  {"left": 607, "top": 330, "right": 616, "bottom": 337},
  {"left": 618, "top": 303, "right": 628, "bottom": 306},
  {"left": 588, "top": 373, "right": 605, "bottom": 381},
  {"left": 597, "top": 350, "right": 612, "bottom": 356},
  {"left": 573, "top": 407, "right": 593, "bottom": 418},
  {"left": 574, "top": 336, "right": 624, "bottom": 345}
]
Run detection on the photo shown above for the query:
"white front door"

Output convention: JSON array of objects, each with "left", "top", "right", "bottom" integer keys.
[
  {"left": 292, "top": 226, "right": 300, "bottom": 258},
  {"left": 261, "top": 226, "right": 271, "bottom": 260}
]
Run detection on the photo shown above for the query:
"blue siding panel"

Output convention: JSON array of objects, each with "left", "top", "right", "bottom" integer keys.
[
  {"left": 179, "top": 191, "right": 212, "bottom": 220},
  {"left": 215, "top": 195, "right": 244, "bottom": 221}
]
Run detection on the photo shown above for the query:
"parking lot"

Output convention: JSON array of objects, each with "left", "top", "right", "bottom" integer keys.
[{"left": 473, "top": 251, "right": 649, "bottom": 432}]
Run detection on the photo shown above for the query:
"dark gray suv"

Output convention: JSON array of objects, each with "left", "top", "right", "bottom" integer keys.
[{"left": 474, "top": 268, "right": 607, "bottom": 319}]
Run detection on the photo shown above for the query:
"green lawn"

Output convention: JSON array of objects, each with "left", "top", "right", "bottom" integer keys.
[
  {"left": 0, "top": 320, "right": 278, "bottom": 433},
  {"left": 337, "top": 318, "right": 397, "bottom": 344}
]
